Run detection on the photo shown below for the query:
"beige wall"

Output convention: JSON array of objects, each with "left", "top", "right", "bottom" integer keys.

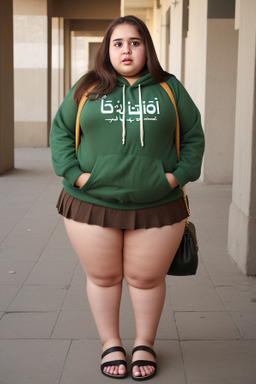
[
  {"left": 13, "top": 0, "right": 48, "bottom": 147},
  {"left": 71, "top": 36, "right": 103, "bottom": 86}
]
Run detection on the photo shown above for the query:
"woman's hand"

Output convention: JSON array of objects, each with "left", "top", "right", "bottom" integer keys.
[
  {"left": 165, "top": 173, "right": 179, "bottom": 189},
  {"left": 74, "top": 173, "right": 91, "bottom": 188}
]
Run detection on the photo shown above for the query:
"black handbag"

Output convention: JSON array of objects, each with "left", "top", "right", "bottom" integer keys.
[
  {"left": 167, "top": 220, "right": 198, "bottom": 276},
  {"left": 160, "top": 83, "right": 199, "bottom": 276}
]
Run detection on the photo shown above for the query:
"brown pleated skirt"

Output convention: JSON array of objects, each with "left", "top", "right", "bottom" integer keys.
[{"left": 56, "top": 188, "right": 188, "bottom": 230}]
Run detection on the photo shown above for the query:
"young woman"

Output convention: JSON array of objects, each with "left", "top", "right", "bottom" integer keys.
[{"left": 50, "top": 15, "right": 204, "bottom": 381}]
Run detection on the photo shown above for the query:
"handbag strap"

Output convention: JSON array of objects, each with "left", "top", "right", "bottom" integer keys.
[
  {"left": 75, "top": 86, "right": 95, "bottom": 152},
  {"left": 160, "top": 82, "right": 180, "bottom": 160},
  {"left": 160, "top": 82, "right": 190, "bottom": 217},
  {"left": 75, "top": 82, "right": 190, "bottom": 216}
]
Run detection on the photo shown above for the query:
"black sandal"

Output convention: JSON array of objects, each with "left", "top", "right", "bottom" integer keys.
[
  {"left": 131, "top": 345, "right": 157, "bottom": 381},
  {"left": 100, "top": 346, "right": 127, "bottom": 379}
]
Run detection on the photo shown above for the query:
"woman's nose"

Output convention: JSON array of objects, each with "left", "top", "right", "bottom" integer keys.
[{"left": 123, "top": 43, "right": 131, "bottom": 54}]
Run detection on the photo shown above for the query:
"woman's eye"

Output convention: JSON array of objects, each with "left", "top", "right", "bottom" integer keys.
[
  {"left": 131, "top": 41, "right": 139, "bottom": 46},
  {"left": 115, "top": 42, "right": 122, "bottom": 47}
]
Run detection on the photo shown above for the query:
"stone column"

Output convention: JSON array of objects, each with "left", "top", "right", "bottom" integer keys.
[
  {"left": 13, "top": 0, "right": 48, "bottom": 147},
  {"left": 228, "top": 0, "right": 256, "bottom": 275},
  {"left": 0, "top": 0, "right": 14, "bottom": 174}
]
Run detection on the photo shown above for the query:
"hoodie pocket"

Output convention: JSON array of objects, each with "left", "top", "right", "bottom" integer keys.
[{"left": 80, "top": 154, "right": 172, "bottom": 204}]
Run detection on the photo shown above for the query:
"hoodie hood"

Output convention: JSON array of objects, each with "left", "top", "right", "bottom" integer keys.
[
  {"left": 116, "top": 72, "right": 158, "bottom": 146},
  {"left": 116, "top": 71, "right": 158, "bottom": 87}
]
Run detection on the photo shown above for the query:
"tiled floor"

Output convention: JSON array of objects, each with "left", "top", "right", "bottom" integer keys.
[{"left": 0, "top": 148, "right": 256, "bottom": 384}]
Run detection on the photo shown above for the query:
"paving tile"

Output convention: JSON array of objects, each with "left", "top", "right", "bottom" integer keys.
[
  {"left": 1, "top": 231, "right": 50, "bottom": 253},
  {"left": 0, "top": 286, "right": 21, "bottom": 312},
  {"left": 231, "top": 312, "right": 256, "bottom": 339},
  {"left": 0, "top": 312, "right": 58, "bottom": 339},
  {"left": 59, "top": 339, "right": 100, "bottom": 384},
  {"left": 0, "top": 339, "right": 70, "bottom": 384},
  {"left": 25, "top": 261, "right": 77, "bottom": 286},
  {"left": 38, "top": 248, "right": 77, "bottom": 264},
  {"left": 45, "top": 223, "right": 75, "bottom": 251},
  {"left": 0, "top": 261, "right": 34, "bottom": 285},
  {"left": 216, "top": 284, "right": 256, "bottom": 312},
  {"left": 51, "top": 310, "right": 98, "bottom": 339},
  {"left": 199, "top": 246, "right": 249, "bottom": 286},
  {"left": 70, "top": 262, "right": 87, "bottom": 285},
  {"left": 175, "top": 311, "right": 241, "bottom": 340},
  {"left": 0, "top": 219, "right": 16, "bottom": 243},
  {"left": 0, "top": 245, "right": 42, "bottom": 262},
  {"left": 59, "top": 339, "right": 186, "bottom": 384},
  {"left": 167, "top": 276, "right": 226, "bottom": 312},
  {"left": 7, "top": 285, "right": 68, "bottom": 312},
  {"left": 181, "top": 340, "right": 256, "bottom": 384},
  {"left": 61, "top": 282, "right": 88, "bottom": 311},
  {"left": 154, "top": 340, "right": 186, "bottom": 384}
]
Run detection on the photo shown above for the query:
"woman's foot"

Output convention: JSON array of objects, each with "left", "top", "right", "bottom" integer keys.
[
  {"left": 131, "top": 345, "right": 157, "bottom": 381},
  {"left": 101, "top": 346, "right": 127, "bottom": 379}
]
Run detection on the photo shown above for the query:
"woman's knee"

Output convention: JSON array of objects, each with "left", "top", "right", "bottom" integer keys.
[
  {"left": 124, "top": 271, "right": 163, "bottom": 290},
  {"left": 88, "top": 271, "right": 124, "bottom": 288}
]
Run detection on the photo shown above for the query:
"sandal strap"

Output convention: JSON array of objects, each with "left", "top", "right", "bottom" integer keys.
[
  {"left": 132, "top": 345, "right": 156, "bottom": 359},
  {"left": 101, "top": 346, "right": 126, "bottom": 359},
  {"left": 131, "top": 360, "right": 157, "bottom": 369},
  {"left": 101, "top": 359, "right": 127, "bottom": 370}
]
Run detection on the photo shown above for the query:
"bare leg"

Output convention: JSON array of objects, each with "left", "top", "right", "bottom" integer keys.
[
  {"left": 64, "top": 219, "right": 126, "bottom": 376},
  {"left": 123, "top": 220, "right": 186, "bottom": 379}
]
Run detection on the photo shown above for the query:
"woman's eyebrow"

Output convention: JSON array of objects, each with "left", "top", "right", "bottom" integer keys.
[{"left": 112, "top": 37, "right": 142, "bottom": 42}]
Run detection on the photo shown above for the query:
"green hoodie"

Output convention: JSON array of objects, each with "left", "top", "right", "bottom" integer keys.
[{"left": 50, "top": 73, "right": 204, "bottom": 210}]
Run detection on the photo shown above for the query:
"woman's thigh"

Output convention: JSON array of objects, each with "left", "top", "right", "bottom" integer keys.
[
  {"left": 64, "top": 218, "right": 124, "bottom": 285},
  {"left": 123, "top": 220, "right": 186, "bottom": 288}
]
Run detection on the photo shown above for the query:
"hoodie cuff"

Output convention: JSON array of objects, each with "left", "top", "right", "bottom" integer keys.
[
  {"left": 172, "top": 169, "right": 188, "bottom": 189},
  {"left": 64, "top": 166, "right": 84, "bottom": 186}
]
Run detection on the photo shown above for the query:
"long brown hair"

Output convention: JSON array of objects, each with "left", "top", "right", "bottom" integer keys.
[{"left": 74, "top": 15, "right": 169, "bottom": 104}]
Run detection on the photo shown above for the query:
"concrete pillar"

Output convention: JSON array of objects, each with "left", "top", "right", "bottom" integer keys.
[
  {"left": 228, "top": 0, "right": 256, "bottom": 275},
  {"left": 0, "top": 0, "right": 14, "bottom": 174},
  {"left": 204, "top": 17, "right": 238, "bottom": 183},
  {"left": 13, "top": 0, "right": 48, "bottom": 147},
  {"left": 184, "top": 0, "right": 238, "bottom": 184},
  {"left": 183, "top": 0, "right": 208, "bottom": 137},
  {"left": 169, "top": 1, "right": 184, "bottom": 79},
  {"left": 64, "top": 19, "right": 71, "bottom": 96},
  {"left": 51, "top": 17, "right": 64, "bottom": 121}
]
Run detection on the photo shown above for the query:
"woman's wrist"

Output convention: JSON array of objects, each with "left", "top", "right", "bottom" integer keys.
[
  {"left": 75, "top": 173, "right": 90, "bottom": 188},
  {"left": 165, "top": 173, "right": 179, "bottom": 189}
]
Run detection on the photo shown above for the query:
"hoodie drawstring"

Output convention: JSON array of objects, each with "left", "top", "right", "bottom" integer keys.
[
  {"left": 121, "top": 84, "right": 144, "bottom": 147},
  {"left": 138, "top": 84, "right": 144, "bottom": 147},
  {"left": 122, "top": 85, "right": 126, "bottom": 145}
]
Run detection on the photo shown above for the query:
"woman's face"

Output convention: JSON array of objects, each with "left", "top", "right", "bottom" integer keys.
[{"left": 109, "top": 23, "right": 146, "bottom": 83}]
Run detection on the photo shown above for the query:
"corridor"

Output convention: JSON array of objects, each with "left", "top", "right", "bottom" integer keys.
[{"left": 0, "top": 148, "right": 255, "bottom": 383}]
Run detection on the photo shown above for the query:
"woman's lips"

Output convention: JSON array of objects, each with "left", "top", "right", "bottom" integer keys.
[{"left": 122, "top": 58, "right": 132, "bottom": 64}]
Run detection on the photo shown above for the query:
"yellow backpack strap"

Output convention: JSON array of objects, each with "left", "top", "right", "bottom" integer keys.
[
  {"left": 160, "top": 81, "right": 190, "bottom": 217},
  {"left": 75, "top": 86, "right": 95, "bottom": 153},
  {"left": 160, "top": 81, "right": 180, "bottom": 160}
]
